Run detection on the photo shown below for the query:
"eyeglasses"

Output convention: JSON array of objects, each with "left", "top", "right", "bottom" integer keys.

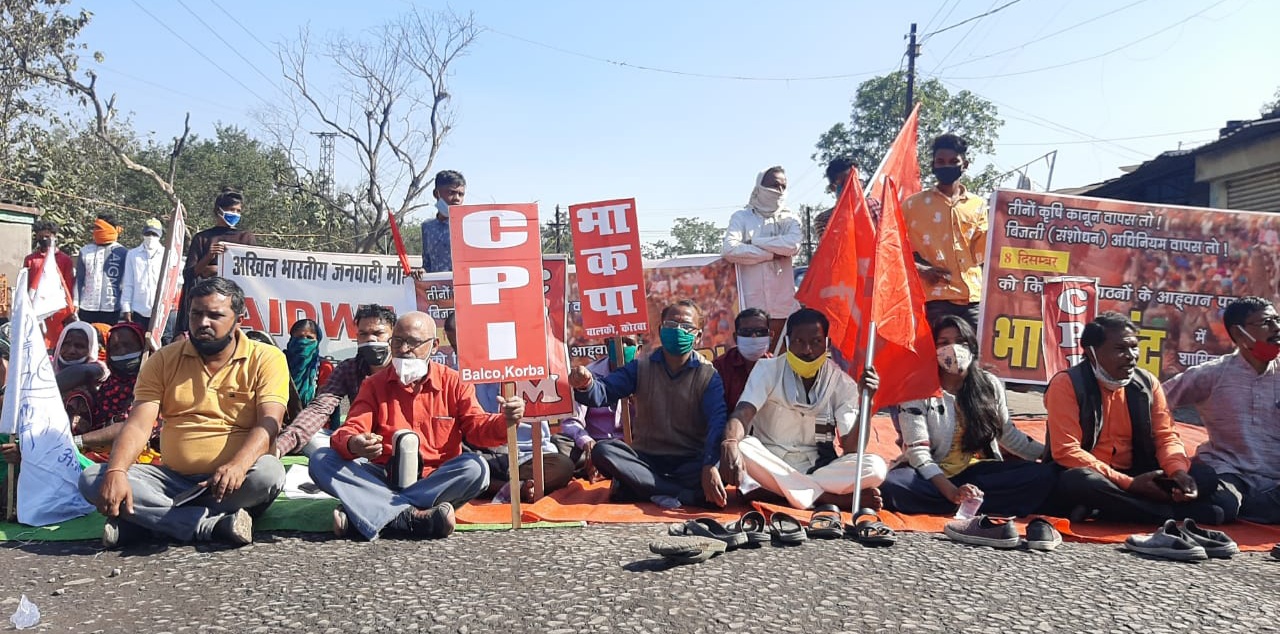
[
  {"left": 736, "top": 328, "right": 770, "bottom": 338},
  {"left": 389, "top": 336, "right": 436, "bottom": 351},
  {"left": 661, "top": 320, "right": 700, "bottom": 334},
  {"left": 1246, "top": 317, "right": 1280, "bottom": 328}
]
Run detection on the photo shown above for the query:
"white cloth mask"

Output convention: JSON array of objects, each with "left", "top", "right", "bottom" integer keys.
[
  {"left": 736, "top": 335, "right": 771, "bottom": 362},
  {"left": 936, "top": 343, "right": 973, "bottom": 375},
  {"left": 391, "top": 357, "right": 430, "bottom": 385}
]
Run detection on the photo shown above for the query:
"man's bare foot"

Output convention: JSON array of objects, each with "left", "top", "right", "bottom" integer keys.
[
  {"left": 861, "top": 487, "right": 884, "bottom": 512},
  {"left": 519, "top": 479, "right": 538, "bottom": 503}
]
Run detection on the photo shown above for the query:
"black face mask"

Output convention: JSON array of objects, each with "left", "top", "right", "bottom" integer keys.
[
  {"left": 190, "top": 331, "right": 234, "bottom": 357},
  {"left": 932, "top": 165, "right": 963, "bottom": 186},
  {"left": 355, "top": 341, "right": 391, "bottom": 369},
  {"left": 108, "top": 353, "right": 143, "bottom": 376},
  {"left": 36, "top": 238, "right": 51, "bottom": 250}
]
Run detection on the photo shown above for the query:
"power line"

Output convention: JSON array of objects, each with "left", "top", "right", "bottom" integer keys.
[
  {"left": 929, "top": 0, "right": 1001, "bottom": 74},
  {"left": 923, "top": 0, "right": 1023, "bottom": 39},
  {"left": 127, "top": 0, "right": 272, "bottom": 104},
  {"left": 486, "top": 26, "right": 893, "bottom": 82},
  {"left": 941, "top": 0, "right": 1230, "bottom": 80},
  {"left": 995, "top": 127, "right": 1218, "bottom": 146},
  {"left": 206, "top": 0, "right": 277, "bottom": 56},
  {"left": 935, "top": 0, "right": 1150, "bottom": 72},
  {"left": 920, "top": 0, "right": 959, "bottom": 36},
  {"left": 175, "top": 0, "right": 280, "bottom": 87}
]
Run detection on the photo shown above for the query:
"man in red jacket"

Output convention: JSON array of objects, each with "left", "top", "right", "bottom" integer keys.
[
  {"left": 24, "top": 219, "right": 76, "bottom": 349},
  {"left": 308, "top": 311, "right": 524, "bottom": 540}
]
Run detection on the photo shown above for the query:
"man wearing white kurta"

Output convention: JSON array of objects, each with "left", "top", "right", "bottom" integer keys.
[
  {"left": 721, "top": 308, "right": 887, "bottom": 510},
  {"left": 722, "top": 166, "right": 802, "bottom": 336}
]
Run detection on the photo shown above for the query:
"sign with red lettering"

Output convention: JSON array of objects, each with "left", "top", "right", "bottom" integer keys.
[
  {"left": 1040, "top": 276, "right": 1098, "bottom": 378},
  {"left": 450, "top": 203, "right": 549, "bottom": 383},
  {"left": 147, "top": 203, "right": 187, "bottom": 350},
  {"left": 569, "top": 198, "right": 649, "bottom": 337}
]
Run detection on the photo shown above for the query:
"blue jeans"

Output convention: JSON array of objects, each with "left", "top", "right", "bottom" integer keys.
[
  {"left": 590, "top": 439, "right": 705, "bottom": 506},
  {"left": 77, "top": 456, "right": 285, "bottom": 541},
  {"left": 881, "top": 460, "right": 1058, "bottom": 517},
  {"left": 307, "top": 448, "right": 489, "bottom": 540}
]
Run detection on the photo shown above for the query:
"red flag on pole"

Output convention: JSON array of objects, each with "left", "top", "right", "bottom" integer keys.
[
  {"left": 387, "top": 209, "right": 413, "bottom": 275},
  {"left": 794, "top": 169, "right": 877, "bottom": 367},
  {"left": 866, "top": 102, "right": 922, "bottom": 207},
  {"left": 868, "top": 178, "right": 940, "bottom": 410}
]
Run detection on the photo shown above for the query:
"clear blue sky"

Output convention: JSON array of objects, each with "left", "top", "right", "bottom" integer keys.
[{"left": 77, "top": 0, "right": 1278, "bottom": 245}]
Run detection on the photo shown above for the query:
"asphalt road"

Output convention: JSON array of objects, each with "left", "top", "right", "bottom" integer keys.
[{"left": 1, "top": 524, "right": 1276, "bottom": 634}]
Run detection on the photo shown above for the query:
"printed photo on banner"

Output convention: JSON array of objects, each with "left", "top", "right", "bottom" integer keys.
[
  {"left": 569, "top": 198, "right": 649, "bottom": 337},
  {"left": 218, "top": 243, "right": 418, "bottom": 357},
  {"left": 981, "top": 189, "right": 1273, "bottom": 383},
  {"left": 449, "top": 203, "right": 549, "bottom": 383},
  {"left": 147, "top": 203, "right": 186, "bottom": 350}
]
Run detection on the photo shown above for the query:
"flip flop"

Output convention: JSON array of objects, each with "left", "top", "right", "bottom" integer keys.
[
  {"left": 848, "top": 508, "right": 897, "bottom": 547},
  {"left": 649, "top": 537, "right": 727, "bottom": 564},
  {"left": 769, "top": 511, "right": 807, "bottom": 545},
  {"left": 728, "top": 511, "right": 770, "bottom": 547},
  {"left": 667, "top": 518, "right": 748, "bottom": 551},
  {"left": 806, "top": 504, "right": 844, "bottom": 540}
]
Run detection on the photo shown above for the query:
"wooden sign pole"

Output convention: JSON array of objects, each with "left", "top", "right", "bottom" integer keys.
[
  {"left": 530, "top": 419, "right": 545, "bottom": 502},
  {"left": 5, "top": 463, "right": 15, "bottom": 521},
  {"left": 502, "top": 382, "right": 521, "bottom": 529},
  {"left": 612, "top": 336, "right": 634, "bottom": 444}
]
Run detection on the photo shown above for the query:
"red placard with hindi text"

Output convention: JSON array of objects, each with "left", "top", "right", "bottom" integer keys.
[
  {"left": 449, "top": 203, "right": 549, "bottom": 383},
  {"left": 1040, "top": 276, "right": 1099, "bottom": 378},
  {"left": 569, "top": 198, "right": 649, "bottom": 338}
]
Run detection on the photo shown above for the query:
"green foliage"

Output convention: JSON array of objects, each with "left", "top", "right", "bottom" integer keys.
[
  {"left": 813, "top": 71, "right": 1004, "bottom": 192},
  {"left": 1264, "top": 87, "right": 1280, "bottom": 117},
  {"left": 641, "top": 217, "right": 724, "bottom": 259}
]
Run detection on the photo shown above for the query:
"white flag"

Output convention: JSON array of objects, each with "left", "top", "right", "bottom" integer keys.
[
  {"left": 0, "top": 269, "right": 94, "bottom": 525},
  {"left": 29, "top": 239, "right": 69, "bottom": 320}
]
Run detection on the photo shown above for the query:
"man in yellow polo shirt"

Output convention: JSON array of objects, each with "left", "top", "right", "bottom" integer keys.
[
  {"left": 79, "top": 277, "right": 289, "bottom": 548},
  {"left": 902, "top": 133, "right": 989, "bottom": 333}
]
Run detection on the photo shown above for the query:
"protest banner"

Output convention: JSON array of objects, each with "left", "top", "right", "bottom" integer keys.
[
  {"left": 218, "top": 243, "right": 417, "bottom": 357},
  {"left": 569, "top": 198, "right": 649, "bottom": 338},
  {"left": 449, "top": 203, "right": 548, "bottom": 383},
  {"left": 1, "top": 269, "right": 94, "bottom": 526},
  {"left": 147, "top": 203, "right": 187, "bottom": 350},
  {"left": 981, "top": 189, "right": 1266, "bottom": 383},
  {"left": 1040, "top": 276, "right": 1099, "bottom": 377},
  {"left": 523, "top": 257, "right": 573, "bottom": 419}
]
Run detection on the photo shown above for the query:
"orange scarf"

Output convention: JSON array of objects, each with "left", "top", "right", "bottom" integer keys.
[{"left": 92, "top": 218, "right": 119, "bottom": 245}]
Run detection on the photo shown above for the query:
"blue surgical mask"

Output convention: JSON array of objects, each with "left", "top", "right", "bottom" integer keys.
[
  {"left": 221, "top": 209, "right": 241, "bottom": 227},
  {"left": 435, "top": 198, "right": 450, "bottom": 219}
]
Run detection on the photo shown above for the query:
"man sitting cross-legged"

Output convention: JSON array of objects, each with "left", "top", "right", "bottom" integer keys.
[
  {"left": 721, "top": 307, "right": 887, "bottom": 510},
  {"left": 79, "top": 277, "right": 289, "bottom": 548},
  {"left": 308, "top": 311, "right": 524, "bottom": 540},
  {"left": 568, "top": 299, "right": 729, "bottom": 508}
]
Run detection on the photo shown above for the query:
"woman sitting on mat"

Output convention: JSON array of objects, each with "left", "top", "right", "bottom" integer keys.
[{"left": 880, "top": 315, "right": 1057, "bottom": 517}]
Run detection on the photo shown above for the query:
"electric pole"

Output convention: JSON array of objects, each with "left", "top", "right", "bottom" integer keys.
[
  {"left": 311, "top": 131, "right": 338, "bottom": 197},
  {"left": 905, "top": 23, "right": 919, "bottom": 121},
  {"left": 553, "top": 204, "right": 564, "bottom": 253}
]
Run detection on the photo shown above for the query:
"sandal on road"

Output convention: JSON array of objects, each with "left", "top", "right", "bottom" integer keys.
[
  {"left": 1179, "top": 519, "right": 1238, "bottom": 559},
  {"left": 668, "top": 518, "right": 748, "bottom": 551},
  {"left": 769, "top": 511, "right": 807, "bottom": 545},
  {"left": 728, "top": 511, "right": 770, "bottom": 547},
  {"left": 806, "top": 504, "right": 844, "bottom": 540},
  {"left": 848, "top": 509, "right": 897, "bottom": 547},
  {"left": 649, "top": 537, "right": 727, "bottom": 565}
]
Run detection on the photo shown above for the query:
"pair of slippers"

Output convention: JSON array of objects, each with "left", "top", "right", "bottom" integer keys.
[{"left": 650, "top": 505, "right": 897, "bottom": 563}]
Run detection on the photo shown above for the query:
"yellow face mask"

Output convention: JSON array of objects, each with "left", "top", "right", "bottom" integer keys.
[{"left": 785, "top": 350, "right": 827, "bottom": 379}]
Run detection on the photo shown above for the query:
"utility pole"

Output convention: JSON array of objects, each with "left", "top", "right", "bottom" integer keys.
[
  {"left": 803, "top": 206, "right": 814, "bottom": 263},
  {"left": 553, "top": 204, "right": 564, "bottom": 253},
  {"left": 905, "top": 23, "right": 919, "bottom": 122},
  {"left": 311, "top": 131, "right": 338, "bottom": 197}
]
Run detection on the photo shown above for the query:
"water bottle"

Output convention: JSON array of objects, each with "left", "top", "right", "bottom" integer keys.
[{"left": 954, "top": 495, "right": 984, "bottom": 520}]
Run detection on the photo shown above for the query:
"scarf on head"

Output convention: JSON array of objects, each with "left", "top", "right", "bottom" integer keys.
[
  {"left": 54, "top": 321, "right": 101, "bottom": 371},
  {"left": 285, "top": 336, "right": 321, "bottom": 406},
  {"left": 92, "top": 218, "right": 119, "bottom": 245},
  {"left": 93, "top": 321, "right": 147, "bottom": 425},
  {"left": 747, "top": 169, "right": 788, "bottom": 218}
]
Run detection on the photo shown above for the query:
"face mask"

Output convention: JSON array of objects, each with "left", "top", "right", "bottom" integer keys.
[
  {"left": 36, "top": 237, "right": 51, "bottom": 250},
  {"left": 1236, "top": 325, "right": 1280, "bottom": 362},
  {"left": 190, "top": 331, "right": 235, "bottom": 357},
  {"left": 607, "top": 344, "right": 637, "bottom": 368},
  {"left": 1088, "top": 346, "right": 1132, "bottom": 390},
  {"left": 60, "top": 355, "right": 89, "bottom": 366},
  {"left": 356, "top": 341, "right": 391, "bottom": 368},
  {"left": 220, "top": 209, "right": 241, "bottom": 227},
  {"left": 435, "top": 198, "right": 450, "bottom": 219},
  {"left": 659, "top": 327, "right": 697, "bottom": 356},
  {"left": 391, "top": 356, "right": 430, "bottom": 385},
  {"left": 752, "top": 187, "right": 784, "bottom": 216},
  {"left": 109, "top": 351, "right": 143, "bottom": 375},
  {"left": 932, "top": 165, "right": 963, "bottom": 186},
  {"left": 143, "top": 235, "right": 161, "bottom": 249},
  {"left": 287, "top": 337, "right": 318, "bottom": 357},
  {"left": 785, "top": 349, "right": 827, "bottom": 380},
  {"left": 937, "top": 343, "right": 973, "bottom": 375},
  {"left": 736, "top": 335, "right": 771, "bottom": 362}
]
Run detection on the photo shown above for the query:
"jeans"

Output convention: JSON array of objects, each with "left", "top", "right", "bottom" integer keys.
[
  {"left": 307, "top": 448, "right": 489, "bottom": 540},
  {"left": 590, "top": 439, "right": 705, "bottom": 506},
  {"left": 1215, "top": 471, "right": 1280, "bottom": 524},
  {"left": 1053, "top": 462, "right": 1222, "bottom": 524},
  {"left": 881, "top": 460, "right": 1058, "bottom": 517},
  {"left": 78, "top": 456, "right": 285, "bottom": 541}
]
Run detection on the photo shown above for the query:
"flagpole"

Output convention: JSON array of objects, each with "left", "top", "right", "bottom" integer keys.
[{"left": 850, "top": 321, "right": 878, "bottom": 514}]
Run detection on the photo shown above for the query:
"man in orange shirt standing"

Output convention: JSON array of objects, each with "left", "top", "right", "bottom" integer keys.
[
  {"left": 1045, "top": 312, "right": 1222, "bottom": 524},
  {"left": 308, "top": 311, "right": 524, "bottom": 541}
]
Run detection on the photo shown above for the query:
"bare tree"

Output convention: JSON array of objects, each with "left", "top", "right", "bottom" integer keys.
[{"left": 260, "top": 8, "right": 479, "bottom": 254}]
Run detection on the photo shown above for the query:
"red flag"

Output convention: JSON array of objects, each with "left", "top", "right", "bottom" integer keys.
[
  {"left": 387, "top": 209, "right": 413, "bottom": 275},
  {"left": 867, "top": 102, "right": 922, "bottom": 207},
  {"left": 868, "top": 178, "right": 940, "bottom": 409},
  {"left": 795, "top": 169, "right": 877, "bottom": 367}
]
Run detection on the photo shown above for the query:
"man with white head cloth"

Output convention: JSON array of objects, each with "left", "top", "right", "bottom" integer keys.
[{"left": 722, "top": 166, "right": 802, "bottom": 341}]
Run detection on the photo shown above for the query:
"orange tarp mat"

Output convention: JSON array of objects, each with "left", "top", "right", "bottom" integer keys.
[{"left": 454, "top": 415, "right": 1279, "bottom": 552}]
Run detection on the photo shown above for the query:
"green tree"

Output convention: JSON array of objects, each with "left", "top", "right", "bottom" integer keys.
[
  {"left": 813, "top": 71, "right": 1003, "bottom": 191},
  {"left": 1263, "top": 87, "right": 1280, "bottom": 116},
  {"left": 641, "top": 217, "right": 724, "bottom": 259}
]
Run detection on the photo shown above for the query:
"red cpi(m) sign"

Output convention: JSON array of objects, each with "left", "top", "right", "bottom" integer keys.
[
  {"left": 450, "top": 204, "right": 549, "bottom": 383},
  {"left": 1040, "top": 276, "right": 1098, "bottom": 377}
]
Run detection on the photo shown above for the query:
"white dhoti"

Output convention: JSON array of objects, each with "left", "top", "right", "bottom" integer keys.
[{"left": 738, "top": 436, "right": 887, "bottom": 510}]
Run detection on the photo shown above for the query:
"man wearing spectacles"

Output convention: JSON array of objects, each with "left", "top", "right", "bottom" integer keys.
[
  {"left": 1165, "top": 296, "right": 1280, "bottom": 524},
  {"left": 568, "top": 300, "right": 730, "bottom": 508},
  {"left": 307, "top": 311, "right": 525, "bottom": 540},
  {"left": 713, "top": 308, "right": 773, "bottom": 414}
]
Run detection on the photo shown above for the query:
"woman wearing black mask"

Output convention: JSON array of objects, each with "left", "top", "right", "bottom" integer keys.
[{"left": 78, "top": 322, "right": 148, "bottom": 459}]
